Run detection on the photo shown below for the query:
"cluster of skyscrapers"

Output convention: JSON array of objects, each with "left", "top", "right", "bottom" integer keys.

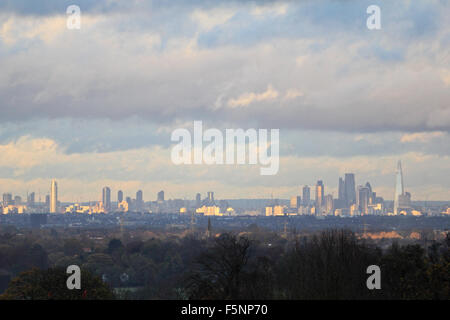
[{"left": 0, "top": 160, "right": 422, "bottom": 216}]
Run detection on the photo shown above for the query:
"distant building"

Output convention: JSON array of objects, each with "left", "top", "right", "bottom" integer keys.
[
  {"left": 302, "top": 185, "right": 310, "bottom": 205},
  {"left": 195, "top": 193, "right": 201, "bottom": 207},
  {"left": 136, "top": 190, "right": 143, "bottom": 211},
  {"left": 394, "top": 160, "right": 411, "bottom": 215},
  {"left": 315, "top": 180, "right": 324, "bottom": 209},
  {"left": 207, "top": 191, "right": 214, "bottom": 205},
  {"left": 50, "top": 180, "right": 58, "bottom": 213},
  {"left": 157, "top": 190, "right": 164, "bottom": 202},
  {"left": 196, "top": 205, "right": 222, "bottom": 216},
  {"left": 358, "top": 187, "right": 370, "bottom": 215},
  {"left": 102, "top": 187, "right": 111, "bottom": 212},
  {"left": 325, "top": 194, "right": 334, "bottom": 215},
  {"left": 118, "top": 200, "right": 129, "bottom": 212},
  {"left": 45, "top": 195, "right": 50, "bottom": 208},
  {"left": 117, "top": 190, "right": 123, "bottom": 203},
  {"left": 27, "top": 192, "right": 35, "bottom": 207},
  {"left": 338, "top": 177, "right": 345, "bottom": 207},
  {"left": 14, "top": 196, "right": 22, "bottom": 205},
  {"left": 344, "top": 173, "right": 356, "bottom": 207},
  {"left": 2, "top": 193, "right": 12, "bottom": 207},
  {"left": 290, "top": 196, "right": 301, "bottom": 209}
]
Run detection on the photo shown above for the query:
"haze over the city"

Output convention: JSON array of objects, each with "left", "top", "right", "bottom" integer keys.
[{"left": 0, "top": 0, "right": 449, "bottom": 202}]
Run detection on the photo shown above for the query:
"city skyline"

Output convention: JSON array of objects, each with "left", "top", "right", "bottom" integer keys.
[
  {"left": 0, "top": 1, "right": 449, "bottom": 201},
  {"left": 0, "top": 160, "right": 431, "bottom": 205}
]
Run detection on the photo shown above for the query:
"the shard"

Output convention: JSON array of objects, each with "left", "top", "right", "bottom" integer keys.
[{"left": 393, "top": 160, "right": 404, "bottom": 215}]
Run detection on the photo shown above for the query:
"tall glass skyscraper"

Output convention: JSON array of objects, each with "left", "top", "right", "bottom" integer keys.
[
  {"left": 102, "top": 187, "right": 111, "bottom": 212},
  {"left": 302, "top": 185, "right": 310, "bottom": 206},
  {"left": 394, "top": 160, "right": 404, "bottom": 215},
  {"left": 344, "top": 173, "right": 356, "bottom": 207}
]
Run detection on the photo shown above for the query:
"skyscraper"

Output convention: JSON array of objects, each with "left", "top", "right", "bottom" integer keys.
[
  {"left": 315, "top": 180, "right": 324, "bottom": 210},
  {"left": 196, "top": 193, "right": 201, "bottom": 207},
  {"left": 50, "top": 180, "right": 58, "bottom": 213},
  {"left": 136, "top": 190, "right": 143, "bottom": 211},
  {"left": 358, "top": 186, "right": 370, "bottom": 215},
  {"left": 344, "top": 173, "right": 356, "bottom": 207},
  {"left": 394, "top": 160, "right": 411, "bottom": 214},
  {"left": 302, "top": 185, "right": 310, "bottom": 206},
  {"left": 102, "top": 187, "right": 111, "bottom": 212},
  {"left": 325, "top": 194, "right": 334, "bottom": 215},
  {"left": 207, "top": 191, "right": 214, "bottom": 205},
  {"left": 118, "top": 190, "right": 123, "bottom": 203},
  {"left": 2, "top": 193, "right": 12, "bottom": 207},
  {"left": 290, "top": 196, "right": 301, "bottom": 209},
  {"left": 157, "top": 190, "right": 164, "bottom": 202},
  {"left": 338, "top": 177, "right": 345, "bottom": 208},
  {"left": 27, "top": 192, "right": 35, "bottom": 207}
]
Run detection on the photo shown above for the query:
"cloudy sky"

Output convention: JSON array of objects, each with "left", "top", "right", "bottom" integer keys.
[{"left": 0, "top": 0, "right": 449, "bottom": 202}]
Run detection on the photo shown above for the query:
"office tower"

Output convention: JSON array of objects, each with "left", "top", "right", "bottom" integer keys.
[
  {"left": 45, "top": 195, "right": 50, "bottom": 208},
  {"left": 2, "top": 193, "right": 13, "bottom": 207},
  {"left": 157, "top": 190, "right": 164, "bottom": 202},
  {"left": 118, "top": 190, "right": 123, "bottom": 203},
  {"left": 315, "top": 180, "right": 324, "bottom": 209},
  {"left": 207, "top": 191, "right": 214, "bottom": 203},
  {"left": 50, "top": 180, "right": 58, "bottom": 213},
  {"left": 196, "top": 193, "right": 201, "bottom": 207},
  {"left": 302, "top": 185, "right": 310, "bottom": 206},
  {"left": 358, "top": 187, "right": 370, "bottom": 215},
  {"left": 290, "top": 196, "right": 301, "bottom": 209},
  {"left": 394, "top": 160, "right": 411, "bottom": 214},
  {"left": 365, "top": 182, "right": 374, "bottom": 204},
  {"left": 344, "top": 173, "right": 356, "bottom": 207},
  {"left": 126, "top": 197, "right": 132, "bottom": 211},
  {"left": 14, "top": 196, "right": 22, "bottom": 205},
  {"left": 338, "top": 177, "right": 345, "bottom": 208},
  {"left": 325, "top": 194, "right": 334, "bottom": 215},
  {"left": 136, "top": 190, "right": 143, "bottom": 211},
  {"left": 27, "top": 192, "right": 35, "bottom": 207},
  {"left": 102, "top": 187, "right": 111, "bottom": 212}
]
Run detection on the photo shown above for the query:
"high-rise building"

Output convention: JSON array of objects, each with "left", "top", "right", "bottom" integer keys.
[
  {"left": 45, "top": 195, "right": 50, "bottom": 208},
  {"left": 358, "top": 187, "right": 370, "bottom": 215},
  {"left": 302, "top": 185, "right": 310, "bottom": 206},
  {"left": 207, "top": 191, "right": 214, "bottom": 203},
  {"left": 102, "top": 187, "right": 111, "bottom": 212},
  {"left": 2, "top": 193, "right": 13, "bottom": 207},
  {"left": 315, "top": 180, "right": 324, "bottom": 209},
  {"left": 196, "top": 193, "right": 201, "bottom": 207},
  {"left": 394, "top": 160, "right": 411, "bottom": 214},
  {"left": 157, "top": 190, "right": 164, "bottom": 202},
  {"left": 338, "top": 177, "right": 345, "bottom": 208},
  {"left": 365, "top": 182, "right": 374, "bottom": 204},
  {"left": 50, "top": 180, "right": 58, "bottom": 213},
  {"left": 325, "top": 194, "right": 334, "bottom": 215},
  {"left": 344, "top": 173, "right": 356, "bottom": 207},
  {"left": 290, "top": 196, "right": 301, "bottom": 209},
  {"left": 126, "top": 197, "right": 132, "bottom": 211},
  {"left": 118, "top": 190, "right": 123, "bottom": 203},
  {"left": 27, "top": 192, "right": 35, "bottom": 207},
  {"left": 136, "top": 190, "right": 143, "bottom": 211}
]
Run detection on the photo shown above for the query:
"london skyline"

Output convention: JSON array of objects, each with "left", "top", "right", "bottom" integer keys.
[{"left": 0, "top": 1, "right": 449, "bottom": 201}]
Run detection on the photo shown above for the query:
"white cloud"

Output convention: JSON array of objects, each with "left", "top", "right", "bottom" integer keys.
[
  {"left": 400, "top": 131, "right": 445, "bottom": 143},
  {"left": 190, "top": 7, "right": 236, "bottom": 31},
  {"left": 227, "top": 85, "right": 279, "bottom": 108},
  {"left": 251, "top": 3, "right": 288, "bottom": 17}
]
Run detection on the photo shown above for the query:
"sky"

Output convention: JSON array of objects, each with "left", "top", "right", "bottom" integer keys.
[{"left": 0, "top": 0, "right": 449, "bottom": 202}]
